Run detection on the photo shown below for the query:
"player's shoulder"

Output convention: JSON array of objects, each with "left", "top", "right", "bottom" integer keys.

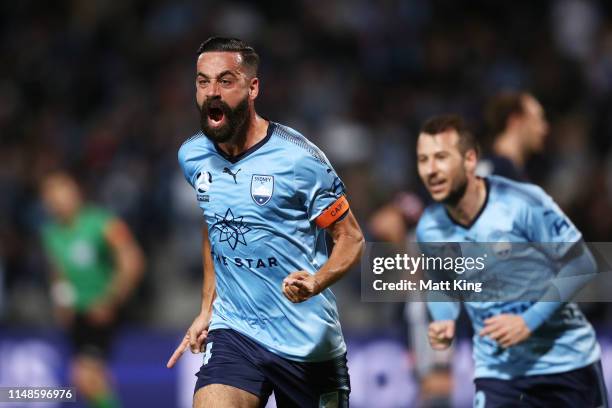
[
  {"left": 271, "top": 122, "right": 330, "bottom": 166},
  {"left": 178, "top": 130, "right": 214, "bottom": 162},
  {"left": 416, "top": 204, "right": 450, "bottom": 241},
  {"left": 488, "top": 175, "right": 549, "bottom": 207}
]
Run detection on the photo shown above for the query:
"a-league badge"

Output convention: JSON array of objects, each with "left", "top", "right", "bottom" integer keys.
[
  {"left": 196, "top": 171, "right": 212, "bottom": 202},
  {"left": 251, "top": 174, "right": 274, "bottom": 206}
]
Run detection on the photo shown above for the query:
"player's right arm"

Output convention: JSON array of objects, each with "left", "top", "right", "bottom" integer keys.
[
  {"left": 167, "top": 225, "right": 217, "bottom": 368},
  {"left": 416, "top": 215, "right": 461, "bottom": 350},
  {"left": 283, "top": 209, "right": 364, "bottom": 302},
  {"left": 427, "top": 302, "right": 460, "bottom": 350},
  {"left": 428, "top": 320, "right": 456, "bottom": 351}
]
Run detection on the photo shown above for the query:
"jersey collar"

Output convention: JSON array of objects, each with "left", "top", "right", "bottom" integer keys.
[
  {"left": 444, "top": 177, "right": 490, "bottom": 229},
  {"left": 213, "top": 121, "right": 276, "bottom": 164}
]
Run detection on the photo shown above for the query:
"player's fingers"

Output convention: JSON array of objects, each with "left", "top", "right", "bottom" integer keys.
[
  {"left": 167, "top": 337, "right": 189, "bottom": 368},
  {"left": 479, "top": 321, "right": 501, "bottom": 336},
  {"left": 498, "top": 335, "right": 514, "bottom": 348},
  {"left": 188, "top": 328, "right": 200, "bottom": 353},
  {"left": 480, "top": 321, "right": 500, "bottom": 336},
  {"left": 483, "top": 315, "right": 501, "bottom": 326},
  {"left": 430, "top": 338, "right": 451, "bottom": 350},
  {"left": 285, "top": 282, "right": 299, "bottom": 296},
  {"left": 282, "top": 288, "right": 294, "bottom": 302},
  {"left": 487, "top": 327, "right": 507, "bottom": 341},
  {"left": 498, "top": 331, "right": 517, "bottom": 348},
  {"left": 283, "top": 284, "right": 300, "bottom": 302},
  {"left": 197, "top": 331, "right": 207, "bottom": 351},
  {"left": 294, "top": 272, "right": 309, "bottom": 280},
  {"left": 292, "top": 279, "right": 312, "bottom": 296},
  {"left": 484, "top": 317, "right": 503, "bottom": 327},
  {"left": 429, "top": 324, "right": 444, "bottom": 337},
  {"left": 193, "top": 332, "right": 207, "bottom": 353}
]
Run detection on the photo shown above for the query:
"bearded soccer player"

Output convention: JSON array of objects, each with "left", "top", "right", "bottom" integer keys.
[
  {"left": 166, "top": 37, "right": 364, "bottom": 408},
  {"left": 415, "top": 115, "right": 607, "bottom": 407}
]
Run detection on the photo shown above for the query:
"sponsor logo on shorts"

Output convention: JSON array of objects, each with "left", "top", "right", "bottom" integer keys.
[
  {"left": 203, "top": 342, "right": 213, "bottom": 365},
  {"left": 474, "top": 390, "right": 485, "bottom": 408}
]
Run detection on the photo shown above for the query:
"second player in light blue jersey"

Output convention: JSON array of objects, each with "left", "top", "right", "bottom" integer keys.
[
  {"left": 166, "top": 37, "right": 364, "bottom": 408},
  {"left": 415, "top": 114, "right": 607, "bottom": 407}
]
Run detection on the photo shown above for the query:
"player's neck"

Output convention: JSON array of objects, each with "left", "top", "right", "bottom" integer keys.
[
  {"left": 493, "top": 132, "right": 526, "bottom": 169},
  {"left": 217, "top": 114, "right": 269, "bottom": 157},
  {"left": 445, "top": 178, "right": 487, "bottom": 227}
]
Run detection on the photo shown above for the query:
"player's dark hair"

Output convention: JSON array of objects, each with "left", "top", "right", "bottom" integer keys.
[
  {"left": 486, "top": 91, "right": 527, "bottom": 137},
  {"left": 420, "top": 114, "right": 480, "bottom": 157},
  {"left": 196, "top": 37, "right": 260, "bottom": 76}
]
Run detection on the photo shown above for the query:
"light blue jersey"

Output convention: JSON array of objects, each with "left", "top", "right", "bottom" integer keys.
[
  {"left": 178, "top": 122, "right": 349, "bottom": 362},
  {"left": 419, "top": 175, "right": 600, "bottom": 379}
]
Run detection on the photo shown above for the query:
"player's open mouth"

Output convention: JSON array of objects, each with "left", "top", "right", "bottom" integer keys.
[
  {"left": 428, "top": 179, "right": 446, "bottom": 192},
  {"left": 208, "top": 108, "right": 225, "bottom": 126}
]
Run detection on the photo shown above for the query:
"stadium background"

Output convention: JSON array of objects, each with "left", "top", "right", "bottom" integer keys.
[{"left": 1, "top": 0, "right": 612, "bottom": 406}]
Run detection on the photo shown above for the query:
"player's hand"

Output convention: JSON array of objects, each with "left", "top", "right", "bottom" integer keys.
[
  {"left": 166, "top": 312, "right": 210, "bottom": 368},
  {"left": 282, "top": 271, "right": 322, "bottom": 303},
  {"left": 428, "top": 320, "right": 455, "bottom": 350},
  {"left": 86, "top": 301, "right": 116, "bottom": 326},
  {"left": 480, "top": 314, "right": 531, "bottom": 348}
]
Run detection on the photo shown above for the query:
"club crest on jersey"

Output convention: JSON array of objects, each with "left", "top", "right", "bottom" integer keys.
[
  {"left": 487, "top": 231, "right": 513, "bottom": 259},
  {"left": 251, "top": 174, "right": 274, "bottom": 206},
  {"left": 196, "top": 171, "right": 212, "bottom": 202}
]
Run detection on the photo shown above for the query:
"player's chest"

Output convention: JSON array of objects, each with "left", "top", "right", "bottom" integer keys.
[
  {"left": 53, "top": 231, "right": 105, "bottom": 268},
  {"left": 192, "top": 158, "right": 297, "bottom": 215},
  {"left": 445, "top": 204, "right": 527, "bottom": 243}
]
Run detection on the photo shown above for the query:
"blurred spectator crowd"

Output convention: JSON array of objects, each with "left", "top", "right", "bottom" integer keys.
[{"left": 1, "top": 0, "right": 612, "bottom": 329}]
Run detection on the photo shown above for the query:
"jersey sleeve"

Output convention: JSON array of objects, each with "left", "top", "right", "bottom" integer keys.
[
  {"left": 416, "top": 217, "right": 461, "bottom": 320},
  {"left": 520, "top": 187, "right": 582, "bottom": 260},
  {"left": 178, "top": 142, "right": 198, "bottom": 188},
  {"left": 294, "top": 150, "right": 349, "bottom": 229}
]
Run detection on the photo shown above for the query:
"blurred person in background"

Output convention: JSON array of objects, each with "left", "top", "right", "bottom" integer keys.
[
  {"left": 369, "top": 91, "right": 550, "bottom": 406},
  {"left": 477, "top": 91, "right": 549, "bottom": 181},
  {"left": 369, "top": 194, "right": 454, "bottom": 408},
  {"left": 40, "top": 171, "right": 145, "bottom": 408},
  {"left": 417, "top": 115, "right": 606, "bottom": 408}
]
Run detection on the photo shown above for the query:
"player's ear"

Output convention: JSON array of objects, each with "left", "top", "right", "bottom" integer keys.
[
  {"left": 248, "top": 77, "right": 259, "bottom": 100},
  {"left": 507, "top": 113, "right": 522, "bottom": 131},
  {"left": 464, "top": 148, "right": 478, "bottom": 172}
]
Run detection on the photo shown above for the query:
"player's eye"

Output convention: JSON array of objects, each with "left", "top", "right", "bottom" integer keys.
[
  {"left": 220, "top": 78, "right": 232, "bottom": 86},
  {"left": 198, "top": 79, "right": 209, "bottom": 86}
]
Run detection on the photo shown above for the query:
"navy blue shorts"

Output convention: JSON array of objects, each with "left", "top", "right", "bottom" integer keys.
[
  {"left": 194, "top": 329, "right": 350, "bottom": 407},
  {"left": 474, "top": 361, "right": 608, "bottom": 408}
]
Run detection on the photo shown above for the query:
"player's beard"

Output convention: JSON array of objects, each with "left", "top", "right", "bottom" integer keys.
[
  {"left": 442, "top": 170, "right": 468, "bottom": 206},
  {"left": 198, "top": 96, "right": 250, "bottom": 144}
]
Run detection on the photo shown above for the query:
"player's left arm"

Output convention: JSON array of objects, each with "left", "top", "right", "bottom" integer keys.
[
  {"left": 482, "top": 189, "right": 598, "bottom": 348},
  {"left": 481, "top": 241, "right": 597, "bottom": 348},
  {"left": 88, "top": 218, "right": 146, "bottom": 324},
  {"left": 283, "top": 210, "right": 364, "bottom": 303}
]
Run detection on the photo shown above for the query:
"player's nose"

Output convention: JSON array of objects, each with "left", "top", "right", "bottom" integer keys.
[
  {"left": 205, "top": 81, "right": 221, "bottom": 98},
  {"left": 424, "top": 159, "right": 438, "bottom": 176}
]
